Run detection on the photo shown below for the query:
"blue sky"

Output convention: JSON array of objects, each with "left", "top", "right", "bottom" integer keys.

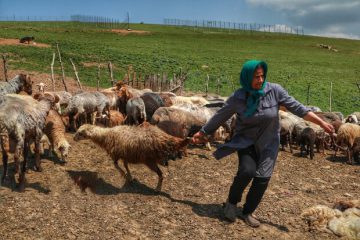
[{"left": 1, "top": 0, "right": 359, "bottom": 40}]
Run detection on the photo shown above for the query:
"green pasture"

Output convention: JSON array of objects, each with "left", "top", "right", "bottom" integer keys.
[{"left": 0, "top": 21, "right": 359, "bottom": 115}]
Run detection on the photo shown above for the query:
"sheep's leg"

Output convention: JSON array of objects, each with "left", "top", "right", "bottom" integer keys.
[
  {"left": 123, "top": 160, "right": 133, "bottom": 182},
  {"left": 145, "top": 161, "right": 163, "bottom": 192},
  {"left": 33, "top": 136, "right": 42, "bottom": 172},
  {"left": 1, "top": 144, "right": 8, "bottom": 184},
  {"left": 113, "top": 159, "right": 127, "bottom": 182},
  {"left": 347, "top": 148, "right": 353, "bottom": 165},
  {"left": 288, "top": 133, "right": 293, "bottom": 153},
  {"left": 18, "top": 141, "right": 28, "bottom": 192}
]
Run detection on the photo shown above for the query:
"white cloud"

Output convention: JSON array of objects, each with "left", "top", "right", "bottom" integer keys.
[{"left": 246, "top": 0, "right": 360, "bottom": 39}]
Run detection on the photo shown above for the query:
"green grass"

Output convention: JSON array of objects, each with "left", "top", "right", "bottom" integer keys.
[{"left": 0, "top": 21, "right": 359, "bottom": 115}]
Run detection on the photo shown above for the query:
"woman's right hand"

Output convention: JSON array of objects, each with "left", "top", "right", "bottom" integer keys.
[{"left": 192, "top": 131, "right": 209, "bottom": 144}]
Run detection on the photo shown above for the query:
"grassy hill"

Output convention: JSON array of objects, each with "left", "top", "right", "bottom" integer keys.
[{"left": 0, "top": 21, "right": 359, "bottom": 115}]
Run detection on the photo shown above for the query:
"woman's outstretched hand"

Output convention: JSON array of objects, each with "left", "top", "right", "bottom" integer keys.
[{"left": 192, "top": 131, "right": 209, "bottom": 144}]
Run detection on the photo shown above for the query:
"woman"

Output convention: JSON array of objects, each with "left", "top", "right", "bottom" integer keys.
[{"left": 192, "top": 60, "right": 334, "bottom": 227}]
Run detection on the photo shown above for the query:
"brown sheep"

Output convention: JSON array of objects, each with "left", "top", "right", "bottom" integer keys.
[
  {"left": 335, "top": 123, "right": 360, "bottom": 164},
  {"left": 73, "top": 123, "right": 190, "bottom": 191},
  {"left": 42, "top": 110, "right": 71, "bottom": 162}
]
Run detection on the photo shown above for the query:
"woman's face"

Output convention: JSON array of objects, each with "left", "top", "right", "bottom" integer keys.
[{"left": 251, "top": 67, "right": 265, "bottom": 90}]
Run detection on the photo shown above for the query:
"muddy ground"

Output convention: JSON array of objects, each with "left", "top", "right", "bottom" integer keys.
[{"left": 0, "top": 70, "right": 359, "bottom": 240}]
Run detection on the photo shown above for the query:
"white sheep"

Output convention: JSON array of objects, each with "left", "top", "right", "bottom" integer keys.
[
  {"left": 335, "top": 123, "right": 360, "bottom": 164},
  {"left": 0, "top": 74, "right": 33, "bottom": 96},
  {"left": 62, "top": 91, "right": 110, "bottom": 131},
  {"left": 0, "top": 93, "right": 59, "bottom": 191}
]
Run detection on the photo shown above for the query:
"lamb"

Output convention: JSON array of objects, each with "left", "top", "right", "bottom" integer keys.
[
  {"left": 73, "top": 123, "right": 190, "bottom": 191},
  {"left": 0, "top": 93, "right": 59, "bottom": 191},
  {"left": 125, "top": 97, "right": 146, "bottom": 125},
  {"left": 0, "top": 74, "right": 33, "bottom": 96},
  {"left": 96, "top": 110, "right": 125, "bottom": 127},
  {"left": 299, "top": 127, "right": 316, "bottom": 159},
  {"left": 335, "top": 123, "right": 360, "bottom": 164},
  {"left": 62, "top": 91, "right": 110, "bottom": 131},
  {"left": 42, "top": 109, "right": 71, "bottom": 162}
]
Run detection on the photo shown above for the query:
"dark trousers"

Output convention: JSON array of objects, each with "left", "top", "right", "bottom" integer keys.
[{"left": 228, "top": 145, "right": 270, "bottom": 215}]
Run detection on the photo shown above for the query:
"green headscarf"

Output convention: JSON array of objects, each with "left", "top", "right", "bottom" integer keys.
[{"left": 240, "top": 60, "right": 268, "bottom": 117}]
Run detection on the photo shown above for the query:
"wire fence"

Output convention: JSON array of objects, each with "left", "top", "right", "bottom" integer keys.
[
  {"left": 164, "top": 18, "right": 304, "bottom": 35},
  {"left": 0, "top": 14, "right": 130, "bottom": 29}
]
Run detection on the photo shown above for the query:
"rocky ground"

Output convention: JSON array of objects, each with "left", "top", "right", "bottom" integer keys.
[{"left": 0, "top": 70, "right": 359, "bottom": 239}]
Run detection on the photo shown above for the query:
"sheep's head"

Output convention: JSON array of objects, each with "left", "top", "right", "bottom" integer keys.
[
  {"left": 58, "top": 140, "right": 71, "bottom": 161},
  {"left": 18, "top": 74, "right": 33, "bottom": 95},
  {"left": 73, "top": 124, "right": 94, "bottom": 141},
  {"left": 36, "top": 82, "right": 47, "bottom": 93}
]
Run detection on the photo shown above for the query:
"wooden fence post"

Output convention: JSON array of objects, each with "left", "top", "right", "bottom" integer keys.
[
  {"left": 205, "top": 74, "right": 209, "bottom": 97},
  {"left": 70, "top": 58, "right": 82, "bottom": 90},
  {"left": 108, "top": 61, "right": 114, "bottom": 86},
  {"left": 2, "top": 54, "right": 8, "bottom": 82},
  {"left": 56, "top": 43, "right": 68, "bottom": 92},
  {"left": 50, "top": 52, "right": 56, "bottom": 91}
]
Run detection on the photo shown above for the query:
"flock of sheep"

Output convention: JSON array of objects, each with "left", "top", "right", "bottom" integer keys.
[
  {"left": 0, "top": 74, "right": 228, "bottom": 192},
  {"left": 0, "top": 73, "right": 358, "bottom": 193},
  {"left": 279, "top": 107, "right": 360, "bottom": 164}
]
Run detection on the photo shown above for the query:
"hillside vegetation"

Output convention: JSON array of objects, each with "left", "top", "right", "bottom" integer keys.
[{"left": 0, "top": 21, "right": 359, "bottom": 114}]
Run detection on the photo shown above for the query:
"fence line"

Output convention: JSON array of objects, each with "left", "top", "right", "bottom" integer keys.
[{"left": 164, "top": 18, "right": 304, "bottom": 35}]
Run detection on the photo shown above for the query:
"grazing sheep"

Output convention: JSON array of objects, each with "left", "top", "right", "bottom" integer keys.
[
  {"left": 42, "top": 109, "right": 71, "bottom": 162},
  {"left": 299, "top": 127, "right": 316, "bottom": 159},
  {"left": 0, "top": 93, "right": 59, "bottom": 191},
  {"left": 125, "top": 97, "right": 146, "bottom": 125},
  {"left": 62, "top": 91, "right": 110, "bottom": 131},
  {"left": 335, "top": 123, "right": 360, "bottom": 164},
  {"left": 73, "top": 123, "right": 190, "bottom": 191},
  {"left": 0, "top": 74, "right": 33, "bottom": 96}
]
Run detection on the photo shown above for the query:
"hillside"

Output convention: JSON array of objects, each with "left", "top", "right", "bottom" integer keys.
[{"left": 0, "top": 21, "right": 359, "bottom": 114}]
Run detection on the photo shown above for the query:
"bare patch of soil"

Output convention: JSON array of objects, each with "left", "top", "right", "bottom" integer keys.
[
  {"left": 0, "top": 38, "right": 51, "bottom": 48},
  {"left": 110, "top": 29, "right": 151, "bottom": 35}
]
